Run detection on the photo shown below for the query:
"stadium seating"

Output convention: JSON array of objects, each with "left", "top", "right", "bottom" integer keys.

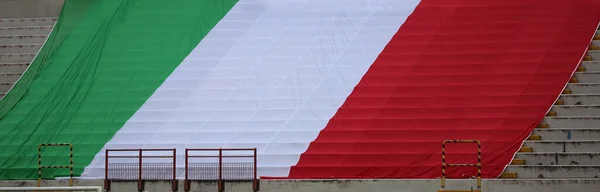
[
  {"left": 0, "top": 17, "right": 55, "bottom": 99},
  {"left": 0, "top": 1, "right": 598, "bottom": 189},
  {"left": 502, "top": 28, "right": 600, "bottom": 179}
]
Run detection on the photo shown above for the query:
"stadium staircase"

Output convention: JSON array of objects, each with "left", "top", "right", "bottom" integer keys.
[
  {"left": 501, "top": 26, "right": 600, "bottom": 179},
  {"left": 0, "top": 17, "right": 56, "bottom": 100}
]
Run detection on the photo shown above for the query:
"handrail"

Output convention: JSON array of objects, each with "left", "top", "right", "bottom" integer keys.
[
  {"left": 104, "top": 148, "right": 176, "bottom": 192},
  {"left": 185, "top": 148, "right": 258, "bottom": 192},
  {"left": 103, "top": 147, "right": 258, "bottom": 192},
  {"left": 0, "top": 186, "right": 102, "bottom": 192},
  {"left": 440, "top": 140, "right": 482, "bottom": 192},
  {"left": 37, "top": 143, "right": 73, "bottom": 187}
]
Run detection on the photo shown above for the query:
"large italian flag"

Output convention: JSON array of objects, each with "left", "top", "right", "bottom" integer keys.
[{"left": 0, "top": 0, "right": 598, "bottom": 180}]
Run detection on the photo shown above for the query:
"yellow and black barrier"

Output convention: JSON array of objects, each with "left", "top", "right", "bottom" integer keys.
[
  {"left": 37, "top": 143, "right": 73, "bottom": 187},
  {"left": 440, "top": 140, "right": 481, "bottom": 192}
]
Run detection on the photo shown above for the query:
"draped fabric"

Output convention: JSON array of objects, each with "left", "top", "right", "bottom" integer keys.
[
  {"left": 288, "top": 0, "right": 600, "bottom": 178},
  {"left": 82, "top": 0, "right": 422, "bottom": 179},
  {"left": 0, "top": 0, "right": 237, "bottom": 179},
  {"left": 0, "top": 0, "right": 598, "bottom": 180}
]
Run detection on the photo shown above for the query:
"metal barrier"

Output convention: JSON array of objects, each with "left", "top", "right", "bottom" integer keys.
[
  {"left": 184, "top": 148, "right": 258, "bottom": 192},
  {"left": 104, "top": 148, "right": 176, "bottom": 192},
  {"left": 440, "top": 140, "right": 481, "bottom": 192},
  {"left": 37, "top": 143, "right": 73, "bottom": 187}
]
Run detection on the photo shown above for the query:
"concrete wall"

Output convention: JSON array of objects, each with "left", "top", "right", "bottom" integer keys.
[
  {"left": 0, "top": 0, "right": 64, "bottom": 18},
  {"left": 1, "top": 179, "right": 600, "bottom": 192}
]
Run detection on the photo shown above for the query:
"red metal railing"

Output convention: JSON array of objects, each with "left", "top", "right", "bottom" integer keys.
[
  {"left": 184, "top": 148, "right": 258, "bottom": 192},
  {"left": 104, "top": 148, "right": 177, "bottom": 192}
]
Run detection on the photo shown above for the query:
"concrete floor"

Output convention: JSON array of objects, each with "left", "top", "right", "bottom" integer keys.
[{"left": 2, "top": 179, "right": 600, "bottom": 192}]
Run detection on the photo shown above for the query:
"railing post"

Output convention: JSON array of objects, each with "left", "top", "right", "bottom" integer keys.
[
  {"left": 218, "top": 148, "right": 223, "bottom": 192},
  {"left": 69, "top": 144, "right": 74, "bottom": 187},
  {"left": 172, "top": 148, "right": 177, "bottom": 192},
  {"left": 441, "top": 141, "right": 446, "bottom": 189},
  {"left": 184, "top": 148, "right": 189, "bottom": 192},
  {"left": 476, "top": 141, "right": 482, "bottom": 190},
  {"left": 253, "top": 148, "right": 258, "bottom": 192},
  {"left": 104, "top": 149, "right": 110, "bottom": 191},
  {"left": 37, "top": 145, "right": 42, "bottom": 187},
  {"left": 138, "top": 149, "right": 143, "bottom": 192}
]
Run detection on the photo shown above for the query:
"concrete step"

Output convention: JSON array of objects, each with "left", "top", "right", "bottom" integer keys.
[
  {"left": 0, "top": 35, "right": 47, "bottom": 44},
  {"left": 0, "top": 63, "right": 29, "bottom": 73},
  {"left": 0, "top": 18, "right": 57, "bottom": 27},
  {"left": 593, "top": 40, "right": 600, "bottom": 47},
  {"left": 0, "top": 53, "right": 36, "bottom": 63},
  {"left": 0, "top": 82, "right": 14, "bottom": 93},
  {"left": 0, "top": 73, "right": 22, "bottom": 82},
  {"left": 543, "top": 116, "right": 600, "bottom": 128},
  {"left": 560, "top": 94, "right": 600, "bottom": 105},
  {"left": 533, "top": 128, "right": 600, "bottom": 140},
  {"left": 0, "top": 26, "right": 53, "bottom": 35},
  {"left": 552, "top": 105, "right": 600, "bottom": 116},
  {"left": 567, "top": 83, "right": 600, "bottom": 94},
  {"left": 504, "top": 165, "right": 600, "bottom": 178},
  {"left": 581, "top": 61, "right": 600, "bottom": 71},
  {"left": 574, "top": 72, "right": 600, "bottom": 83},
  {"left": 0, "top": 44, "right": 42, "bottom": 53},
  {"left": 515, "top": 152, "right": 600, "bottom": 165},
  {"left": 589, "top": 50, "right": 600, "bottom": 60},
  {"left": 524, "top": 140, "right": 600, "bottom": 152}
]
